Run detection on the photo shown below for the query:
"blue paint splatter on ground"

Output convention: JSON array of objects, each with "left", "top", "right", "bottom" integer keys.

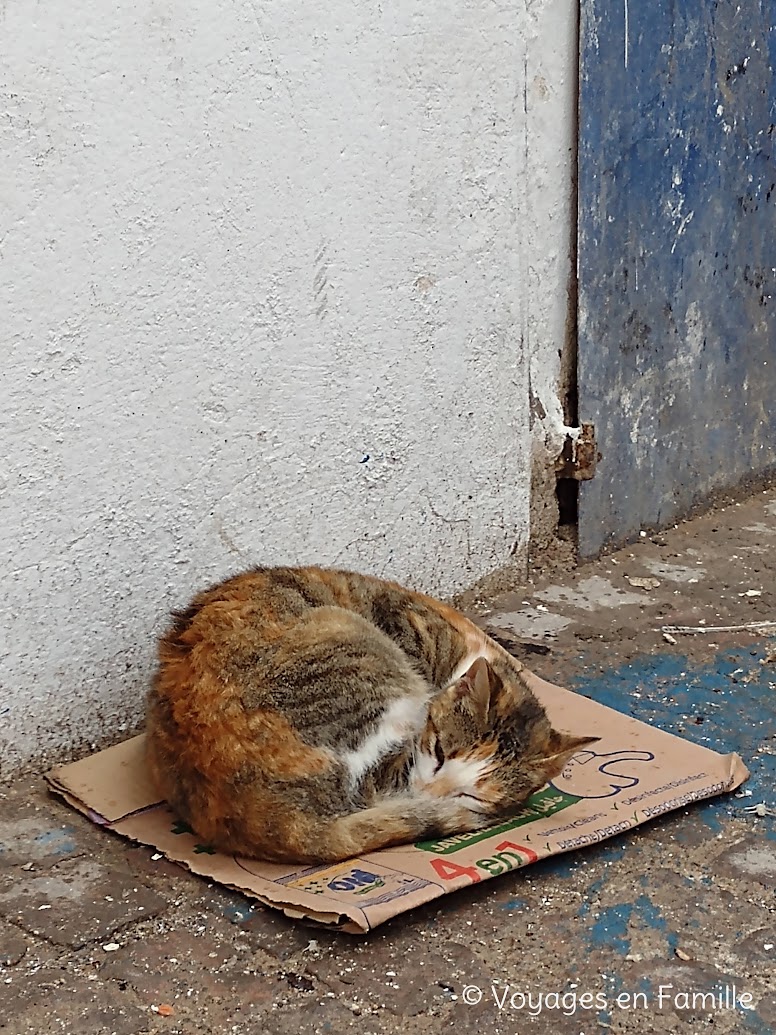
[
  {"left": 632, "top": 893, "right": 678, "bottom": 954},
  {"left": 588, "top": 902, "right": 632, "bottom": 954},
  {"left": 498, "top": 897, "right": 528, "bottom": 912},
  {"left": 579, "top": 892, "right": 678, "bottom": 958},
  {"left": 524, "top": 640, "right": 773, "bottom": 895},
  {"left": 582, "top": 899, "right": 623, "bottom": 953},
  {"left": 523, "top": 638, "right": 774, "bottom": 976},
  {"left": 221, "top": 900, "right": 254, "bottom": 924},
  {"left": 567, "top": 643, "right": 775, "bottom": 838},
  {"left": 33, "top": 827, "right": 79, "bottom": 856},
  {"left": 741, "top": 1007, "right": 774, "bottom": 1034}
]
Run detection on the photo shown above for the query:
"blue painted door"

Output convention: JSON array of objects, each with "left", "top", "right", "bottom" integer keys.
[{"left": 577, "top": 1, "right": 776, "bottom": 556}]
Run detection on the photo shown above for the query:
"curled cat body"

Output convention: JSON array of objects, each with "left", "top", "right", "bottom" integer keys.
[{"left": 146, "top": 565, "right": 596, "bottom": 864}]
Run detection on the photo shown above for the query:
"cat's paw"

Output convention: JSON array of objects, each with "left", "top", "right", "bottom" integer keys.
[{"left": 431, "top": 798, "right": 491, "bottom": 835}]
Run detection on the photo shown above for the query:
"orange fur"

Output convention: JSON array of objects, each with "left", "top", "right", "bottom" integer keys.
[{"left": 146, "top": 565, "right": 597, "bottom": 863}]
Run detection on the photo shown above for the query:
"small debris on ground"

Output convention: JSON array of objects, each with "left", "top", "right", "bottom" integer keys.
[
  {"left": 628, "top": 576, "right": 661, "bottom": 590},
  {"left": 742, "top": 803, "right": 774, "bottom": 818}
]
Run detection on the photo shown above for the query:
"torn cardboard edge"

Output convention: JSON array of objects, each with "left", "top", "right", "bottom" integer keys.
[{"left": 46, "top": 670, "right": 749, "bottom": 933}]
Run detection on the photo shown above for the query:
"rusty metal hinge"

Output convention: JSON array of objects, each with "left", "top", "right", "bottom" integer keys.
[{"left": 555, "top": 422, "right": 600, "bottom": 481}]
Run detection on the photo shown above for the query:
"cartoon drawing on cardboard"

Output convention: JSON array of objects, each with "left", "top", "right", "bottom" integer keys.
[{"left": 550, "top": 749, "right": 656, "bottom": 799}]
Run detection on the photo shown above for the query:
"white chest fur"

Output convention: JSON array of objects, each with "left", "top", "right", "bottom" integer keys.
[{"left": 342, "top": 695, "right": 429, "bottom": 786}]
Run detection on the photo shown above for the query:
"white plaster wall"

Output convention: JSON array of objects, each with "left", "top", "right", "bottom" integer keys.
[{"left": 0, "top": 0, "right": 575, "bottom": 776}]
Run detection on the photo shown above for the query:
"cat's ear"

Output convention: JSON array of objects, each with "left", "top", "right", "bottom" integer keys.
[
  {"left": 540, "top": 730, "right": 600, "bottom": 767},
  {"left": 453, "top": 657, "right": 501, "bottom": 726}
]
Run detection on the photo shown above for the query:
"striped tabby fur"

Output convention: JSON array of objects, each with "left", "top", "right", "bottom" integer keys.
[{"left": 146, "top": 566, "right": 595, "bottom": 864}]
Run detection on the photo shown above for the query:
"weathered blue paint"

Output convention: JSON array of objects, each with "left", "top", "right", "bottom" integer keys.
[
  {"left": 221, "top": 899, "right": 255, "bottom": 924},
  {"left": 31, "top": 827, "right": 79, "bottom": 855},
  {"left": 527, "top": 641, "right": 773, "bottom": 971},
  {"left": 741, "top": 1009, "right": 776, "bottom": 1035},
  {"left": 580, "top": 893, "right": 679, "bottom": 958},
  {"left": 567, "top": 644, "right": 775, "bottom": 832},
  {"left": 577, "top": 0, "right": 776, "bottom": 555},
  {"left": 497, "top": 896, "right": 528, "bottom": 912},
  {"left": 585, "top": 900, "right": 632, "bottom": 953},
  {"left": 632, "top": 892, "right": 679, "bottom": 955}
]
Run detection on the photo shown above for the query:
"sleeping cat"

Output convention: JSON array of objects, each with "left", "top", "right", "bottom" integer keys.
[{"left": 146, "top": 565, "right": 596, "bottom": 864}]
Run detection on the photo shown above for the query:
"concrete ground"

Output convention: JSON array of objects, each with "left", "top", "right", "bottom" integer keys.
[{"left": 1, "top": 488, "right": 774, "bottom": 1035}]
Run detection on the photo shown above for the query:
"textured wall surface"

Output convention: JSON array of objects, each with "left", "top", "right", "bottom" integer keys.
[
  {"left": 523, "top": 0, "right": 580, "bottom": 549},
  {"left": 0, "top": 0, "right": 575, "bottom": 776},
  {"left": 577, "top": 0, "right": 776, "bottom": 555}
]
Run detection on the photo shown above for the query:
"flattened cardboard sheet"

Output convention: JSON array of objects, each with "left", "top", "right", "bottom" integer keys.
[{"left": 46, "top": 671, "right": 749, "bottom": 932}]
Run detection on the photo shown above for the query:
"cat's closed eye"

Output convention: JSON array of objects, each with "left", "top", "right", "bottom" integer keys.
[
  {"left": 454, "top": 791, "right": 490, "bottom": 813},
  {"left": 431, "top": 731, "right": 445, "bottom": 773}
]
